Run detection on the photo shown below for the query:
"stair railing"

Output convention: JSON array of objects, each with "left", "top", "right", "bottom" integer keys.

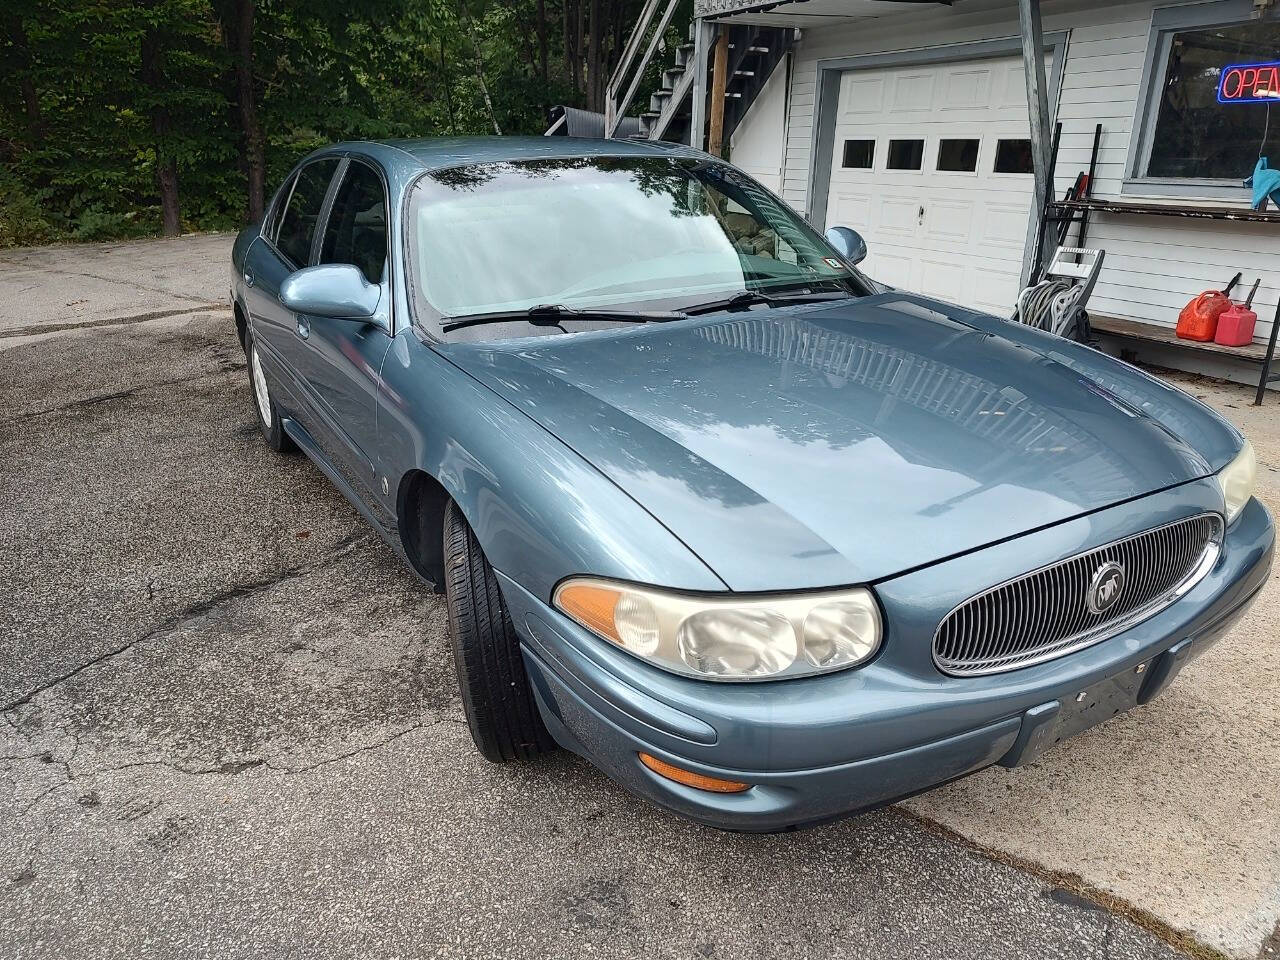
[{"left": 604, "top": 0, "right": 682, "bottom": 138}]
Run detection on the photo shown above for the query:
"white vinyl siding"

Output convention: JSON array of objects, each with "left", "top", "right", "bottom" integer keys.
[{"left": 769, "top": 0, "right": 1277, "bottom": 343}]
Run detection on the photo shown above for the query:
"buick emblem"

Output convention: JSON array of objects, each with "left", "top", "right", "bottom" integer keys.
[{"left": 1086, "top": 561, "right": 1126, "bottom": 615}]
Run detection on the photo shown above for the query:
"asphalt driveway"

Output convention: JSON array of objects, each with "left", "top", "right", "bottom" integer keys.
[{"left": 1, "top": 235, "right": 1277, "bottom": 959}]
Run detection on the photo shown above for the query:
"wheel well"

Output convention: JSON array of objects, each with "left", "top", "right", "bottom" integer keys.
[
  {"left": 398, "top": 470, "right": 450, "bottom": 592},
  {"left": 233, "top": 302, "right": 248, "bottom": 352}
]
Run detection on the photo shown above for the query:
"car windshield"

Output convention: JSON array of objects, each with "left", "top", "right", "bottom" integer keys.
[{"left": 407, "top": 155, "right": 867, "bottom": 339}]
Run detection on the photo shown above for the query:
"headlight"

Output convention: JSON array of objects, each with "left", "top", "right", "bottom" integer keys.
[
  {"left": 1217, "top": 439, "right": 1256, "bottom": 525},
  {"left": 552, "top": 578, "right": 882, "bottom": 681}
]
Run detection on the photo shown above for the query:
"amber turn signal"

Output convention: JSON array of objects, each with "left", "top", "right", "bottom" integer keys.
[
  {"left": 638, "top": 752, "right": 751, "bottom": 794},
  {"left": 555, "top": 581, "right": 623, "bottom": 644}
]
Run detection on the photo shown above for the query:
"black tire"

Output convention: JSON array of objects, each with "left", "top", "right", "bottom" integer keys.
[
  {"left": 244, "top": 331, "right": 296, "bottom": 453},
  {"left": 443, "top": 500, "right": 556, "bottom": 762}
]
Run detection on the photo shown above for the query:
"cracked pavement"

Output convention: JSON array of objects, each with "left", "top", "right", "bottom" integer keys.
[{"left": 1, "top": 234, "right": 1276, "bottom": 959}]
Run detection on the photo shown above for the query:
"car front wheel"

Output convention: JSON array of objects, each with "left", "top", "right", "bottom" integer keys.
[
  {"left": 443, "top": 500, "right": 556, "bottom": 762},
  {"left": 245, "top": 332, "right": 295, "bottom": 453}
]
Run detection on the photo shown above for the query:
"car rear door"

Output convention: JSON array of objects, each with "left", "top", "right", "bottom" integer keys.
[{"left": 242, "top": 157, "right": 342, "bottom": 429}]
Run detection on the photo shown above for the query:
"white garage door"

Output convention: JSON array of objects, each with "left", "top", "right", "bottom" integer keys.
[{"left": 824, "top": 54, "right": 1046, "bottom": 316}]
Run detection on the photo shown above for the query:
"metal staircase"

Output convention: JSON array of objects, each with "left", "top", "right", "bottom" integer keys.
[{"left": 601, "top": 7, "right": 795, "bottom": 148}]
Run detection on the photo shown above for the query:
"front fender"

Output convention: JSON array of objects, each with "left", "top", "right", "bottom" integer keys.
[{"left": 376, "top": 331, "right": 727, "bottom": 601}]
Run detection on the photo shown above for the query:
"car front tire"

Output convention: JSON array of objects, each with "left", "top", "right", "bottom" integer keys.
[
  {"left": 443, "top": 500, "right": 556, "bottom": 762},
  {"left": 244, "top": 331, "right": 296, "bottom": 453}
]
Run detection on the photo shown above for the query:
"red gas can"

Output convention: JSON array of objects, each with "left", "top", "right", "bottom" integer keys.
[{"left": 1215, "top": 279, "right": 1261, "bottom": 347}]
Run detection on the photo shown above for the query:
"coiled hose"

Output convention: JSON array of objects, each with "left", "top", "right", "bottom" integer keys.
[{"left": 1016, "top": 279, "right": 1080, "bottom": 337}]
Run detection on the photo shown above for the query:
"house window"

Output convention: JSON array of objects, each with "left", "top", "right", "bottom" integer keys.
[
  {"left": 1146, "top": 22, "right": 1280, "bottom": 179},
  {"left": 1128, "top": 1, "right": 1280, "bottom": 194},
  {"left": 994, "top": 139, "right": 1033, "bottom": 174},
  {"left": 886, "top": 139, "right": 924, "bottom": 170},
  {"left": 842, "top": 139, "right": 875, "bottom": 169},
  {"left": 937, "top": 139, "right": 980, "bottom": 172}
]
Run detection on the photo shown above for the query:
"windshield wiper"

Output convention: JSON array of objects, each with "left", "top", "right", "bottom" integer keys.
[
  {"left": 682, "top": 288, "right": 853, "bottom": 316},
  {"left": 441, "top": 303, "right": 687, "bottom": 333}
]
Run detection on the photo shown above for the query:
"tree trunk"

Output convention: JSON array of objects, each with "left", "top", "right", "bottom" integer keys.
[
  {"left": 574, "top": 0, "right": 585, "bottom": 99},
  {"left": 9, "top": 16, "right": 44, "bottom": 145},
  {"left": 140, "top": 29, "right": 181, "bottom": 236},
  {"left": 440, "top": 35, "right": 456, "bottom": 134},
  {"left": 460, "top": 2, "right": 503, "bottom": 135},
  {"left": 562, "top": 0, "right": 578, "bottom": 96},
  {"left": 586, "top": 0, "right": 602, "bottom": 111},
  {"left": 229, "top": 0, "right": 265, "bottom": 222},
  {"left": 536, "top": 0, "right": 549, "bottom": 115}
]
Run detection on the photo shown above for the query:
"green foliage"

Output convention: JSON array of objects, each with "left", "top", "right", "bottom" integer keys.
[{"left": 0, "top": 0, "right": 682, "bottom": 246}]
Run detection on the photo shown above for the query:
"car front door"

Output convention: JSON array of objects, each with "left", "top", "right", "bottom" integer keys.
[
  {"left": 242, "top": 157, "right": 342, "bottom": 433},
  {"left": 303, "top": 156, "right": 395, "bottom": 522}
]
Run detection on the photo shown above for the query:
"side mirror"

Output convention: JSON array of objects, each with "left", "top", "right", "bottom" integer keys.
[
  {"left": 824, "top": 226, "right": 868, "bottom": 266},
  {"left": 280, "top": 264, "right": 380, "bottom": 320}
]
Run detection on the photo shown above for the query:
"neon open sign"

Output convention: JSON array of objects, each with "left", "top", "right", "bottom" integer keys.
[{"left": 1218, "top": 61, "right": 1280, "bottom": 103}]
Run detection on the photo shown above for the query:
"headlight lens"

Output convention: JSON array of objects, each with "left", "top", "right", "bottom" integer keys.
[
  {"left": 1217, "top": 439, "right": 1257, "bottom": 525},
  {"left": 553, "top": 579, "right": 881, "bottom": 681}
]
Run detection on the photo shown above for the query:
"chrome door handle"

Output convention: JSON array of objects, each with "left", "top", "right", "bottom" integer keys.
[
  {"left": 243, "top": 271, "right": 255, "bottom": 288},
  {"left": 296, "top": 317, "right": 310, "bottom": 339}
]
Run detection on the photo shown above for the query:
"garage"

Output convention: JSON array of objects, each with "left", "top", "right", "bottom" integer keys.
[{"left": 823, "top": 53, "right": 1046, "bottom": 316}]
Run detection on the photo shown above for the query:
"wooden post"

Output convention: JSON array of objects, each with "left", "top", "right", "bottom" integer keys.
[
  {"left": 707, "top": 27, "right": 729, "bottom": 157},
  {"left": 1018, "top": 0, "right": 1056, "bottom": 285},
  {"left": 689, "top": 18, "right": 712, "bottom": 150}
]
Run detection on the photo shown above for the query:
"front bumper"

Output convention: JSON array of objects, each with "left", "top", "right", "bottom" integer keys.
[{"left": 499, "top": 486, "right": 1273, "bottom": 832}]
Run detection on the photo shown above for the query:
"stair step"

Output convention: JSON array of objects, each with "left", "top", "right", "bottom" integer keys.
[
  {"left": 746, "top": 46, "right": 770, "bottom": 53},
  {"left": 663, "top": 66, "right": 685, "bottom": 87},
  {"left": 733, "top": 69, "right": 756, "bottom": 77}
]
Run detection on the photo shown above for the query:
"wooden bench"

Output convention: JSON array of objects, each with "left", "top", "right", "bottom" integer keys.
[{"left": 1089, "top": 313, "right": 1280, "bottom": 406}]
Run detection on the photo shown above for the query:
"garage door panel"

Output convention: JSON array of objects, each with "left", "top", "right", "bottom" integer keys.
[
  {"left": 969, "top": 264, "right": 1021, "bottom": 315},
  {"left": 838, "top": 76, "right": 885, "bottom": 118},
  {"left": 918, "top": 258, "right": 967, "bottom": 301},
  {"left": 940, "top": 67, "right": 993, "bottom": 112},
  {"left": 923, "top": 199, "right": 973, "bottom": 244},
  {"left": 981, "top": 202, "right": 1032, "bottom": 250},
  {"left": 892, "top": 73, "right": 936, "bottom": 112},
  {"left": 863, "top": 242, "right": 919, "bottom": 290},
  {"left": 877, "top": 197, "right": 921, "bottom": 239},
  {"left": 831, "top": 192, "right": 872, "bottom": 230}
]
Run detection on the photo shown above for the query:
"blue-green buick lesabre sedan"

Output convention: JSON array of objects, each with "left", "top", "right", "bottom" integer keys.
[{"left": 230, "top": 136, "right": 1273, "bottom": 831}]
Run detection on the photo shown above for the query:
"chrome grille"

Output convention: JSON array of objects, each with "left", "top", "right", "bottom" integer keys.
[{"left": 933, "top": 514, "right": 1223, "bottom": 676}]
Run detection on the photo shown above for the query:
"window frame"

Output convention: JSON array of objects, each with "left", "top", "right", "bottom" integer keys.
[{"left": 1124, "top": 0, "right": 1280, "bottom": 198}]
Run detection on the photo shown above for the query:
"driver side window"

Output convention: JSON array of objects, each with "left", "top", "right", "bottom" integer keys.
[{"left": 320, "top": 161, "right": 388, "bottom": 285}]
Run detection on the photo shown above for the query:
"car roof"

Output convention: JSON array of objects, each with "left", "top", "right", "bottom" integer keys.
[{"left": 323, "top": 136, "right": 707, "bottom": 174}]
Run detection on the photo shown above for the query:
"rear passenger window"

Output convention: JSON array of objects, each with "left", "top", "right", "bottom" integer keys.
[
  {"left": 320, "top": 162, "right": 388, "bottom": 284},
  {"left": 276, "top": 159, "right": 340, "bottom": 266}
]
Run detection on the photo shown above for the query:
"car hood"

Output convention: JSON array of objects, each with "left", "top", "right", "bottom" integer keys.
[{"left": 440, "top": 294, "right": 1220, "bottom": 590}]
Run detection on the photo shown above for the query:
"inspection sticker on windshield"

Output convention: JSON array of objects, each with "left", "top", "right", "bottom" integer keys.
[{"left": 823, "top": 257, "right": 843, "bottom": 269}]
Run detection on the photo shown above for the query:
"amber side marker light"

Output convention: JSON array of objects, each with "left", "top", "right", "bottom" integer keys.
[{"left": 638, "top": 752, "right": 751, "bottom": 794}]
